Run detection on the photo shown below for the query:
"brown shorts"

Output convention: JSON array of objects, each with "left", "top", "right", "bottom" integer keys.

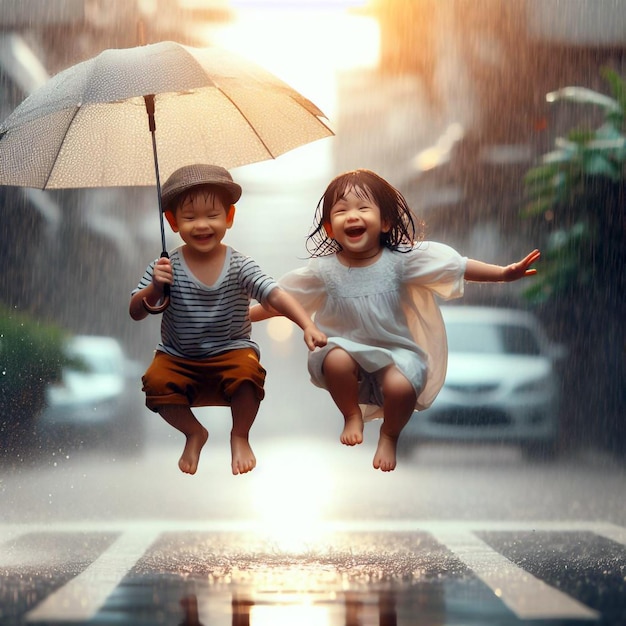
[{"left": 141, "top": 349, "right": 266, "bottom": 412}]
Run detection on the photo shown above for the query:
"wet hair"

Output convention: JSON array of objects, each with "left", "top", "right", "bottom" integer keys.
[
  {"left": 305, "top": 169, "right": 423, "bottom": 257},
  {"left": 171, "top": 184, "right": 232, "bottom": 214}
]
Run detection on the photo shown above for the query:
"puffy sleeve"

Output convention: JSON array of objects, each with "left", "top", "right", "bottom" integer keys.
[
  {"left": 278, "top": 259, "right": 327, "bottom": 316},
  {"left": 401, "top": 242, "right": 467, "bottom": 410},
  {"left": 402, "top": 241, "right": 467, "bottom": 299}
]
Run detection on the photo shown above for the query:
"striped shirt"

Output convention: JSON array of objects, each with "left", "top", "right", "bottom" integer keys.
[{"left": 134, "top": 246, "right": 278, "bottom": 359}]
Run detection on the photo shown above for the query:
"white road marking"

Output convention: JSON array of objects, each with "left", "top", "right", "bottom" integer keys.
[
  {"left": 594, "top": 523, "right": 626, "bottom": 548},
  {"left": 25, "top": 528, "right": 160, "bottom": 623},
  {"left": 429, "top": 528, "right": 600, "bottom": 620}
]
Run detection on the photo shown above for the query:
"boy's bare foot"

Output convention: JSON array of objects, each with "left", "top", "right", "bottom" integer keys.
[
  {"left": 373, "top": 431, "right": 398, "bottom": 472},
  {"left": 340, "top": 413, "right": 364, "bottom": 446},
  {"left": 231, "top": 434, "right": 256, "bottom": 475},
  {"left": 178, "top": 427, "right": 209, "bottom": 475}
]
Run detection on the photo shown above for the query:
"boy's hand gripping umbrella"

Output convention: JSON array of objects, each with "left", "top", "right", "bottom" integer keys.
[{"left": 0, "top": 40, "right": 334, "bottom": 312}]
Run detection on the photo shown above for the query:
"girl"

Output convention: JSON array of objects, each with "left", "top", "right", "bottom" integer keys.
[{"left": 251, "top": 169, "right": 540, "bottom": 471}]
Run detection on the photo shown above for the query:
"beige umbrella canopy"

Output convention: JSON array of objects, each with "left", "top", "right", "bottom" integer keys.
[
  {"left": 0, "top": 40, "right": 333, "bottom": 187},
  {"left": 0, "top": 40, "right": 334, "bottom": 311}
]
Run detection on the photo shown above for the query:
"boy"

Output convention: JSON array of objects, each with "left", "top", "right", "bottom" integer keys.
[{"left": 130, "top": 164, "right": 326, "bottom": 476}]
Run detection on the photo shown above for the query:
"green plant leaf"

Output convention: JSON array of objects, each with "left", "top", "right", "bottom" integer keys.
[
  {"left": 601, "top": 67, "right": 626, "bottom": 119},
  {"left": 581, "top": 152, "right": 620, "bottom": 178},
  {"left": 546, "top": 86, "right": 621, "bottom": 112},
  {"left": 521, "top": 196, "right": 555, "bottom": 217}
]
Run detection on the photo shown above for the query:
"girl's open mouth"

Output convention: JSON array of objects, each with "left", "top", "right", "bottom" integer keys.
[{"left": 344, "top": 226, "right": 366, "bottom": 238}]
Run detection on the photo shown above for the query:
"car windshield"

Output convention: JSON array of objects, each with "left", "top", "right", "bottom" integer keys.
[
  {"left": 67, "top": 341, "right": 122, "bottom": 375},
  {"left": 446, "top": 321, "right": 542, "bottom": 356},
  {"left": 75, "top": 351, "right": 119, "bottom": 374}
]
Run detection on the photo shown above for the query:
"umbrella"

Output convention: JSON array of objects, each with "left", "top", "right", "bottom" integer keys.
[{"left": 0, "top": 40, "right": 334, "bottom": 312}]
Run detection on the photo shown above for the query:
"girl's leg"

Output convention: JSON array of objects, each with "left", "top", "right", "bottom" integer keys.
[
  {"left": 229, "top": 381, "right": 260, "bottom": 475},
  {"left": 373, "top": 366, "right": 416, "bottom": 472},
  {"left": 158, "top": 405, "right": 209, "bottom": 475},
  {"left": 322, "top": 348, "right": 364, "bottom": 445}
]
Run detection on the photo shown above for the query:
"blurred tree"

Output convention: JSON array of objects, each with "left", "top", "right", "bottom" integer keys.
[
  {"left": 523, "top": 69, "right": 626, "bottom": 454},
  {"left": 0, "top": 306, "right": 79, "bottom": 454}
]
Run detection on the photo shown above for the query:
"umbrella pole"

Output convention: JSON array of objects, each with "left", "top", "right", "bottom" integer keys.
[{"left": 142, "top": 94, "right": 170, "bottom": 314}]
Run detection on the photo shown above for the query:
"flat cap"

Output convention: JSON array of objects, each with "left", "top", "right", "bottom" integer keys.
[{"left": 161, "top": 164, "right": 242, "bottom": 211}]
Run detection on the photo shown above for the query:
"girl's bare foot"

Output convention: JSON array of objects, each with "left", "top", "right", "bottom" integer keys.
[
  {"left": 373, "top": 431, "right": 398, "bottom": 472},
  {"left": 340, "top": 414, "right": 364, "bottom": 446},
  {"left": 179, "top": 427, "right": 209, "bottom": 474},
  {"left": 231, "top": 434, "right": 256, "bottom": 475}
]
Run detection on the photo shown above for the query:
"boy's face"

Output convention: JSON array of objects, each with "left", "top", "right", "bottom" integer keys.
[{"left": 166, "top": 188, "right": 235, "bottom": 256}]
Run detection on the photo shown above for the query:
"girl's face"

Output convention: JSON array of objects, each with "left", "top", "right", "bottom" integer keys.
[
  {"left": 166, "top": 189, "right": 234, "bottom": 257},
  {"left": 324, "top": 186, "right": 389, "bottom": 260}
]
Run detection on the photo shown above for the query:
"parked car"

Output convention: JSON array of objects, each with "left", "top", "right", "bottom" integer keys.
[
  {"left": 38, "top": 335, "right": 145, "bottom": 453},
  {"left": 402, "top": 306, "right": 565, "bottom": 460}
]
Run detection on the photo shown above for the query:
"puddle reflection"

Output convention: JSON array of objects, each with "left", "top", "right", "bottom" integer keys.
[
  {"left": 136, "top": 531, "right": 458, "bottom": 625},
  {"left": 179, "top": 595, "right": 204, "bottom": 626},
  {"left": 178, "top": 584, "right": 444, "bottom": 626}
]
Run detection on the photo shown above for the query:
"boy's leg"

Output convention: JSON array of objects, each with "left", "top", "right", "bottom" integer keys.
[
  {"left": 229, "top": 381, "right": 260, "bottom": 475},
  {"left": 322, "top": 348, "right": 364, "bottom": 445},
  {"left": 159, "top": 405, "right": 208, "bottom": 475},
  {"left": 373, "top": 366, "right": 416, "bottom": 472}
]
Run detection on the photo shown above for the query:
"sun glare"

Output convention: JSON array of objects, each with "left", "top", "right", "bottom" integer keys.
[
  {"left": 197, "top": 5, "right": 379, "bottom": 119},
  {"left": 251, "top": 603, "right": 332, "bottom": 626},
  {"left": 250, "top": 442, "right": 334, "bottom": 551},
  {"left": 266, "top": 317, "right": 294, "bottom": 343}
]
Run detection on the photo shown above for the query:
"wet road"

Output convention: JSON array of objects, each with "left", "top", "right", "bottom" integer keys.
[
  {"left": 1, "top": 518, "right": 625, "bottom": 625},
  {"left": 1, "top": 427, "right": 625, "bottom": 626}
]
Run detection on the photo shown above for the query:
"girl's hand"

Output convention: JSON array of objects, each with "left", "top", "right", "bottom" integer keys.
[
  {"left": 503, "top": 249, "right": 541, "bottom": 282},
  {"left": 303, "top": 324, "right": 328, "bottom": 351},
  {"left": 152, "top": 257, "right": 173, "bottom": 293}
]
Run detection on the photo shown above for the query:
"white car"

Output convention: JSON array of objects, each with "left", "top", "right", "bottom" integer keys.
[
  {"left": 402, "top": 306, "right": 565, "bottom": 459},
  {"left": 38, "top": 335, "right": 144, "bottom": 452}
]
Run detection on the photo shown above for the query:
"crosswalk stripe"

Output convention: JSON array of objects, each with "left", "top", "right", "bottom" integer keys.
[
  {"left": 594, "top": 523, "right": 626, "bottom": 548},
  {"left": 429, "top": 528, "right": 600, "bottom": 620},
  {"left": 25, "top": 528, "right": 160, "bottom": 623}
]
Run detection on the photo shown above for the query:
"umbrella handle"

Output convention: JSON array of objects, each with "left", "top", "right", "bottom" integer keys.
[
  {"left": 142, "top": 251, "right": 171, "bottom": 314},
  {"left": 142, "top": 287, "right": 169, "bottom": 314}
]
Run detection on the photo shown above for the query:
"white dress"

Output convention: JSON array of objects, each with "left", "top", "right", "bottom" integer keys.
[{"left": 279, "top": 242, "right": 467, "bottom": 419}]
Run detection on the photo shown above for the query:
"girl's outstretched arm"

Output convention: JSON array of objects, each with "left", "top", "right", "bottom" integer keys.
[{"left": 464, "top": 249, "right": 540, "bottom": 283}]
